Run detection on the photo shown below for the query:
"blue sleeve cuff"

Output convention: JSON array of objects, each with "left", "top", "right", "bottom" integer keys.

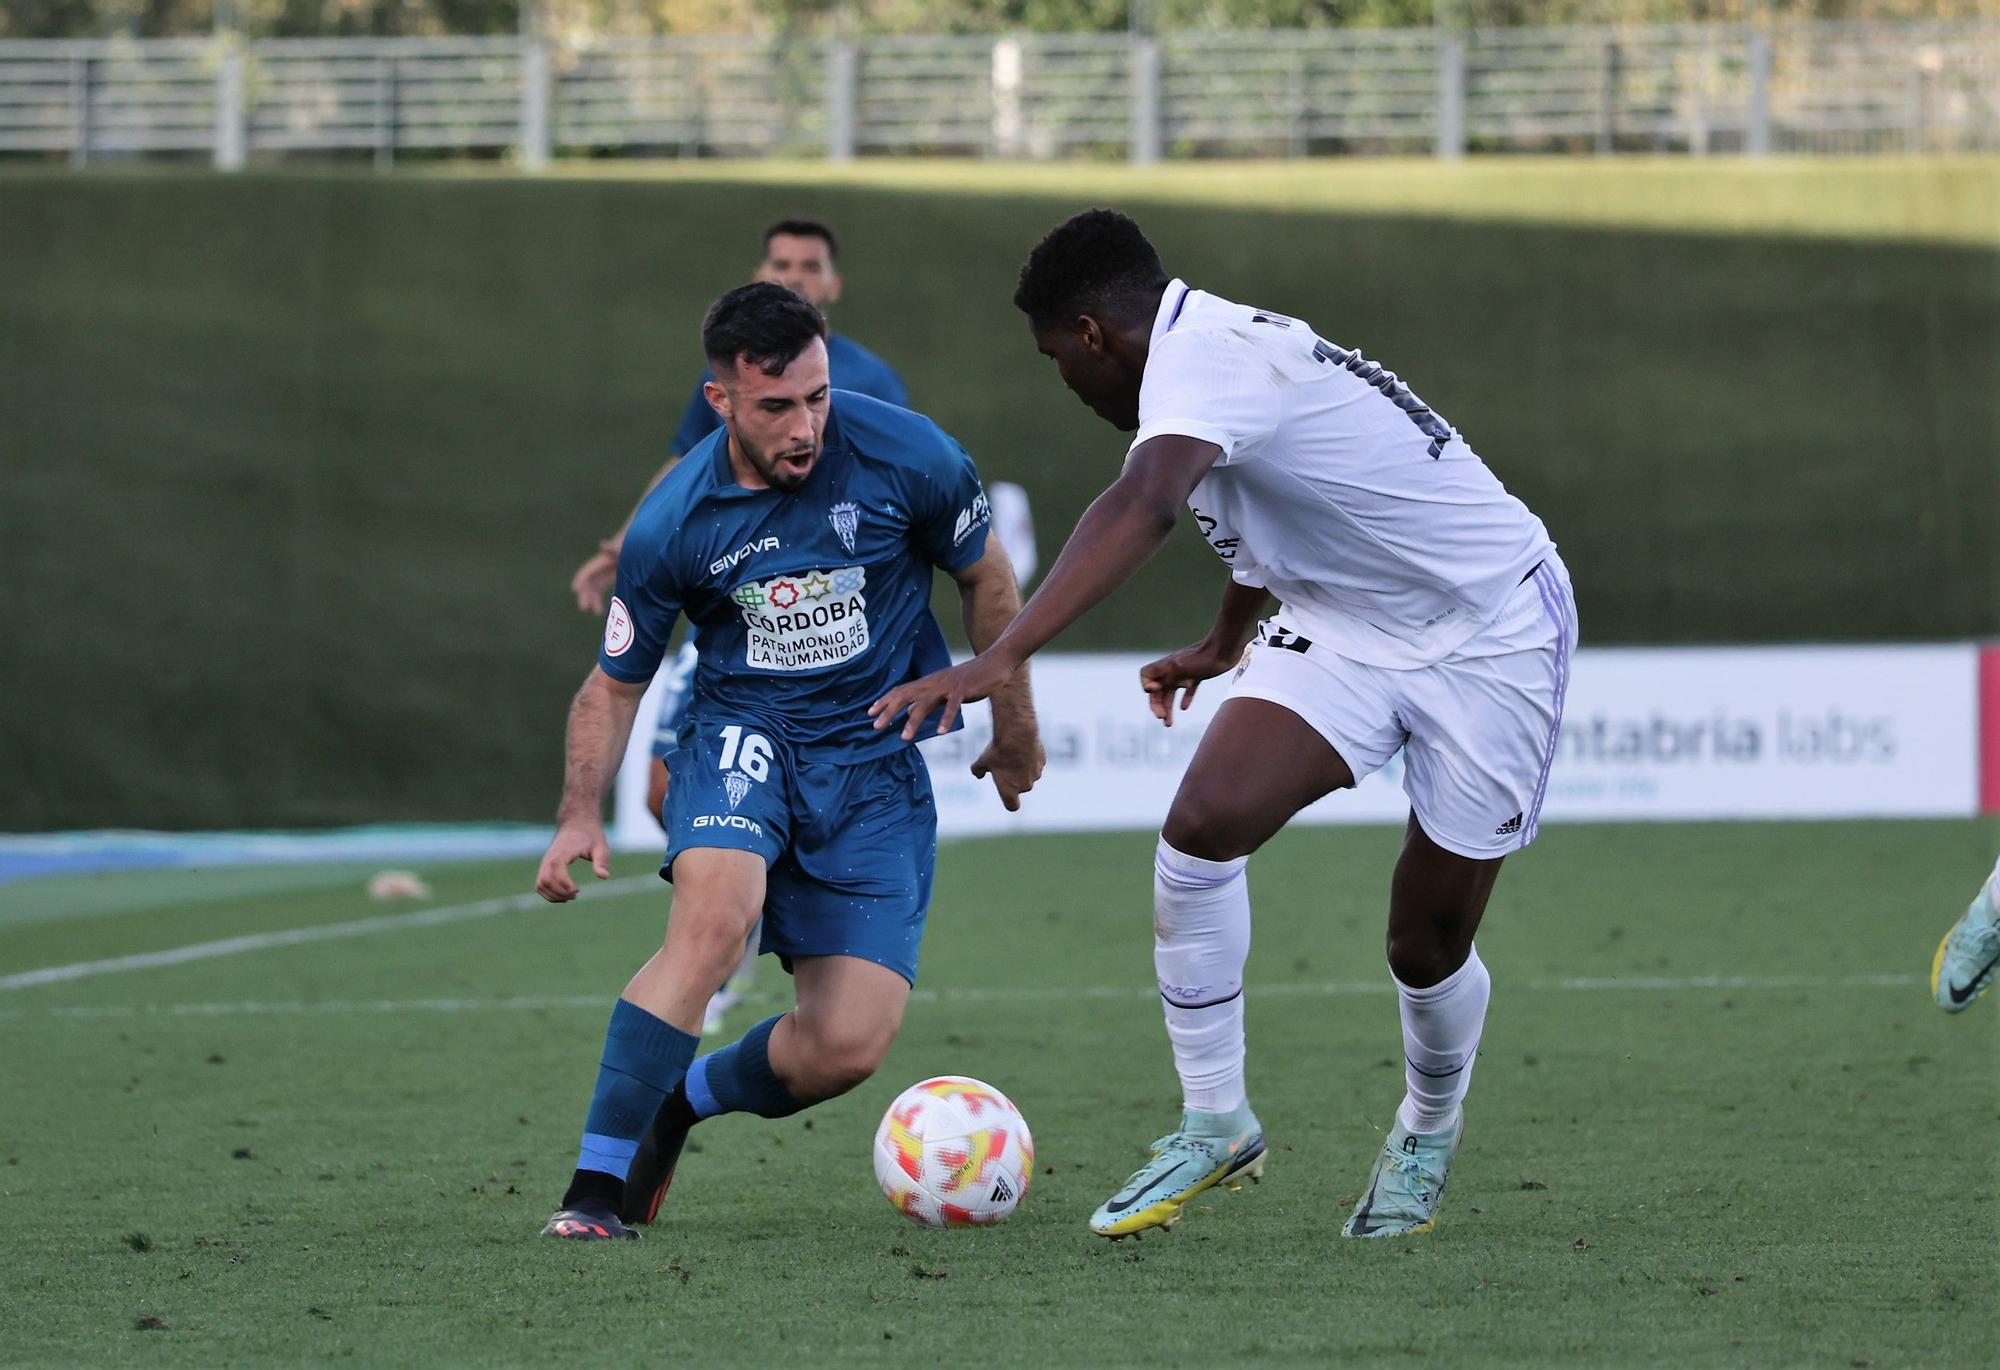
[
  {"left": 598, "top": 655, "right": 655, "bottom": 684},
  {"left": 936, "top": 522, "right": 989, "bottom": 576}
]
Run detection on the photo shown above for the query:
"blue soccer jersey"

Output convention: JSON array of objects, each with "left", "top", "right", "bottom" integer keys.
[
  {"left": 600, "top": 390, "right": 991, "bottom": 763},
  {"left": 668, "top": 333, "right": 909, "bottom": 458}
]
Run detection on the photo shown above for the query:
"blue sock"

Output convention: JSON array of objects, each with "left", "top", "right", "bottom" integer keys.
[
  {"left": 684, "top": 1014, "right": 803, "bottom": 1120},
  {"left": 573, "top": 999, "right": 699, "bottom": 1181}
]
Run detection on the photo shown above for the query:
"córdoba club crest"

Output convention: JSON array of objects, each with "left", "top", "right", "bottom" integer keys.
[{"left": 829, "top": 502, "right": 860, "bottom": 555}]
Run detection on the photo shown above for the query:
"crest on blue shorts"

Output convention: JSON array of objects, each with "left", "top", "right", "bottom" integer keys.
[{"left": 724, "top": 771, "right": 752, "bottom": 811}]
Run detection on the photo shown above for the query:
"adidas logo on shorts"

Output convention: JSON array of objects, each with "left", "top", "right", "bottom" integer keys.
[{"left": 1494, "top": 813, "right": 1523, "bottom": 836}]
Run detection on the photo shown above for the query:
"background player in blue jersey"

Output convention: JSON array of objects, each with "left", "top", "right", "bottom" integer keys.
[
  {"left": 568, "top": 217, "right": 906, "bottom": 624},
  {"left": 534, "top": 283, "right": 1042, "bottom": 1241},
  {"left": 565, "top": 218, "right": 912, "bottom": 1034}
]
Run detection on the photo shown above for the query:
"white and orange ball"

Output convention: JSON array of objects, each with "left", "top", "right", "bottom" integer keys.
[{"left": 873, "top": 1076, "right": 1034, "bottom": 1228}]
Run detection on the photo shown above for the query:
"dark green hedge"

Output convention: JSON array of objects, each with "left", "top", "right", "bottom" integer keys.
[{"left": 2, "top": 171, "right": 1992, "bottom": 829}]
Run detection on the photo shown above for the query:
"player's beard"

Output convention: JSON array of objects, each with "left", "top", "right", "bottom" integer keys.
[{"left": 740, "top": 434, "right": 820, "bottom": 491}]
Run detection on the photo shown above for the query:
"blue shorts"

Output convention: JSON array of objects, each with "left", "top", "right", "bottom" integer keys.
[
  {"left": 650, "top": 642, "right": 701, "bottom": 760},
  {"left": 659, "top": 719, "right": 937, "bottom": 985}
]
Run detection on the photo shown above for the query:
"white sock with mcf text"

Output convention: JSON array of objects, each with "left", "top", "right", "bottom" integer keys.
[
  {"left": 1154, "top": 838, "right": 1252, "bottom": 1115},
  {"left": 1393, "top": 947, "right": 1491, "bottom": 1137}
]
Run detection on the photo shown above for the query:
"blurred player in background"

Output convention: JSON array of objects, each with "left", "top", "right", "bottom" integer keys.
[
  {"left": 874, "top": 209, "right": 1577, "bottom": 1242},
  {"left": 988, "top": 482, "right": 1039, "bottom": 587},
  {"left": 567, "top": 218, "right": 908, "bottom": 1034},
  {"left": 535, "top": 283, "right": 1042, "bottom": 1241},
  {"left": 1932, "top": 854, "right": 2000, "bottom": 1012}
]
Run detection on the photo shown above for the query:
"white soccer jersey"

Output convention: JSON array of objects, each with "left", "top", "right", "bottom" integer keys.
[{"left": 1132, "top": 279, "right": 1555, "bottom": 669}]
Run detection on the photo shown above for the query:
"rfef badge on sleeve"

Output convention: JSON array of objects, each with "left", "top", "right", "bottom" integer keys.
[{"left": 604, "top": 597, "right": 635, "bottom": 657}]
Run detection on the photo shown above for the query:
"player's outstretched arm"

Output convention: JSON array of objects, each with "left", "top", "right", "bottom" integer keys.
[
  {"left": 1139, "top": 580, "right": 1271, "bottom": 727},
  {"left": 536, "top": 668, "right": 649, "bottom": 902},
  {"left": 569, "top": 539, "right": 623, "bottom": 616},
  {"left": 950, "top": 538, "right": 1045, "bottom": 811},
  {"left": 568, "top": 454, "right": 686, "bottom": 614},
  {"left": 870, "top": 434, "right": 1219, "bottom": 740}
]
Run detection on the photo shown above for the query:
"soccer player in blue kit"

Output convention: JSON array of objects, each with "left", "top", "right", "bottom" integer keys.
[
  {"left": 566, "top": 219, "right": 911, "bottom": 1034},
  {"left": 535, "top": 283, "right": 1043, "bottom": 1240},
  {"left": 568, "top": 218, "right": 910, "bottom": 816}
]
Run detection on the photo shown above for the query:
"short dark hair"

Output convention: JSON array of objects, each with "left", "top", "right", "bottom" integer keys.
[
  {"left": 763, "top": 217, "right": 839, "bottom": 261},
  {"left": 1013, "top": 209, "right": 1168, "bottom": 327},
  {"left": 701, "top": 282, "right": 828, "bottom": 377}
]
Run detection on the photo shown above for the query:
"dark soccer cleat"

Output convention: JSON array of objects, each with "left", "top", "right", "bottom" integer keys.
[
  {"left": 540, "top": 1206, "right": 642, "bottom": 1241},
  {"left": 620, "top": 1089, "right": 697, "bottom": 1225}
]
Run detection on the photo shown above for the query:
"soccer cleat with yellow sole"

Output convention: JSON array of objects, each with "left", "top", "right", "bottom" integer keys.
[
  {"left": 1933, "top": 874, "right": 2000, "bottom": 1013},
  {"left": 1088, "top": 1104, "right": 1265, "bottom": 1239}
]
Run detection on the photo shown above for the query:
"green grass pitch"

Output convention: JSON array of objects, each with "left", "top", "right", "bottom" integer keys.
[{"left": 1, "top": 818, "right": 1995, "bottom": 1367}]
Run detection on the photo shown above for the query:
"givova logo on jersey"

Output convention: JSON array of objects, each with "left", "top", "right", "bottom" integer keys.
[{"left": 731, "top": 567, "right": 869, "bottom": 672}]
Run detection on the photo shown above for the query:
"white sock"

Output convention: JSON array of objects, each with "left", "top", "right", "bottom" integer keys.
[
  {"left": 1153, "top": 838, "right": 1252, "bottom": 1114},
  {"left": 1393, "top": 947, "right": 1491, "bottom": 1136}
]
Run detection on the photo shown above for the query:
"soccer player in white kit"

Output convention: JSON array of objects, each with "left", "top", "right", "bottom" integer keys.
[{"left": 873, "top": 209, "right": 1579, "bottom": 1239}]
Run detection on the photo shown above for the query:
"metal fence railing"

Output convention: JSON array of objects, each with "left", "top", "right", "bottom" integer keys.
[
  {"left": 851, "top": 36, "right": 992, "bottom": 155},
  {"left": 0, "top": 20, "right": 1992, "bottom": 170},
  {"left": 247, "top": 39, "right": 522, "bottom": 163},
  {"left": 555, "top": 36, "right": 828, "bottom": 156},
  {"left": 1773, "top": 18, "right": 2000, "bottom": 154}
]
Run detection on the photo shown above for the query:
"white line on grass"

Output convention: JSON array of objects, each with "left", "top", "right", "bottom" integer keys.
[
  {"left": 0, "top": 861, "right": 1925, "bottom": 1005},
  {"left": 0, "top": 972, "right": 1922, "bottom": 1022},
  {"left": 1553, "top": 972, "right": 1920, "bottom": 992},
  {"left": 0, "top": 875, "right": 662, "bottom": 993}
]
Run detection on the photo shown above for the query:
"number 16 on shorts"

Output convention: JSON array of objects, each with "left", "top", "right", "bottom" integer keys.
[
  {"left": 664, "top": 723, "right": 792, "bottom": 863},
  {"left": 718, "top": 725, "right": 774, "bottom": 784}
]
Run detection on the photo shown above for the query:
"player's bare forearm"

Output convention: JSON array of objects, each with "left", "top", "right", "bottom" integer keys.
[
  {"left": 537, "top": 669, "right": 646, "bottom": 901},
  {"left": 947, "top": 538, "right": 1046, "bottom": 810},
  {"left": 954, "top": 538, "right": 1036, "bottom": 740},
  {"left": 610, "top": 453, "right": 686, "bottom": 547},
  {"left": 868, "top": 438, "right": 1215, "bottom": 742},
  {"left": 571, "top": 456, "right": 687, "bottom": 613},
  {"left": 1205, "top": 580, "right": 1271, "bottom": 655},
  {"left": 984, "top": 438, "right": 1218, "bottom": 669},
  {"left": 555, "top": 669, "right": 648, "bottom": 822}
]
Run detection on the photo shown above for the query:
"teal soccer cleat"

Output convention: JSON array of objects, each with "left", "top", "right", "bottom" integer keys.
[
  {"left": 1933, "top": 874, "right": 2000, "bottom": 1013},
  {"left": 1342, "top": 1115, "right": 1464, "bottom": 1239},
  {"left": 1088, "top": 1103, "right": 1266, "bottom": 1238}
]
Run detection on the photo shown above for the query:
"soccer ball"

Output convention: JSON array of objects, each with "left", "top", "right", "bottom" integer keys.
[{"left": 873, "top": 1075, "right": 1034, "bottom": 1228}]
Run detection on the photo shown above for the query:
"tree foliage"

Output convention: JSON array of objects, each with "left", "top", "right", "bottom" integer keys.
[{"left": 3, "top": 0, "right": 1992, "bottom": 39}]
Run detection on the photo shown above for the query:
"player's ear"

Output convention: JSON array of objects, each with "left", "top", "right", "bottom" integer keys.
[
  {"left": 822, "top": 269, "right": 842, "bottom": 306},
  {"left": 703, "top": 376, "right": 731, "bottom": 421},
  {"left": 1077, "top": 314, "right": 1106, "bottom": 355}
]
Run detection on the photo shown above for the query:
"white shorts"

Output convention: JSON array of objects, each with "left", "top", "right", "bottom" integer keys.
[{"left": 1228, "top": 560, "right": 1578, "bottom": 860}]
